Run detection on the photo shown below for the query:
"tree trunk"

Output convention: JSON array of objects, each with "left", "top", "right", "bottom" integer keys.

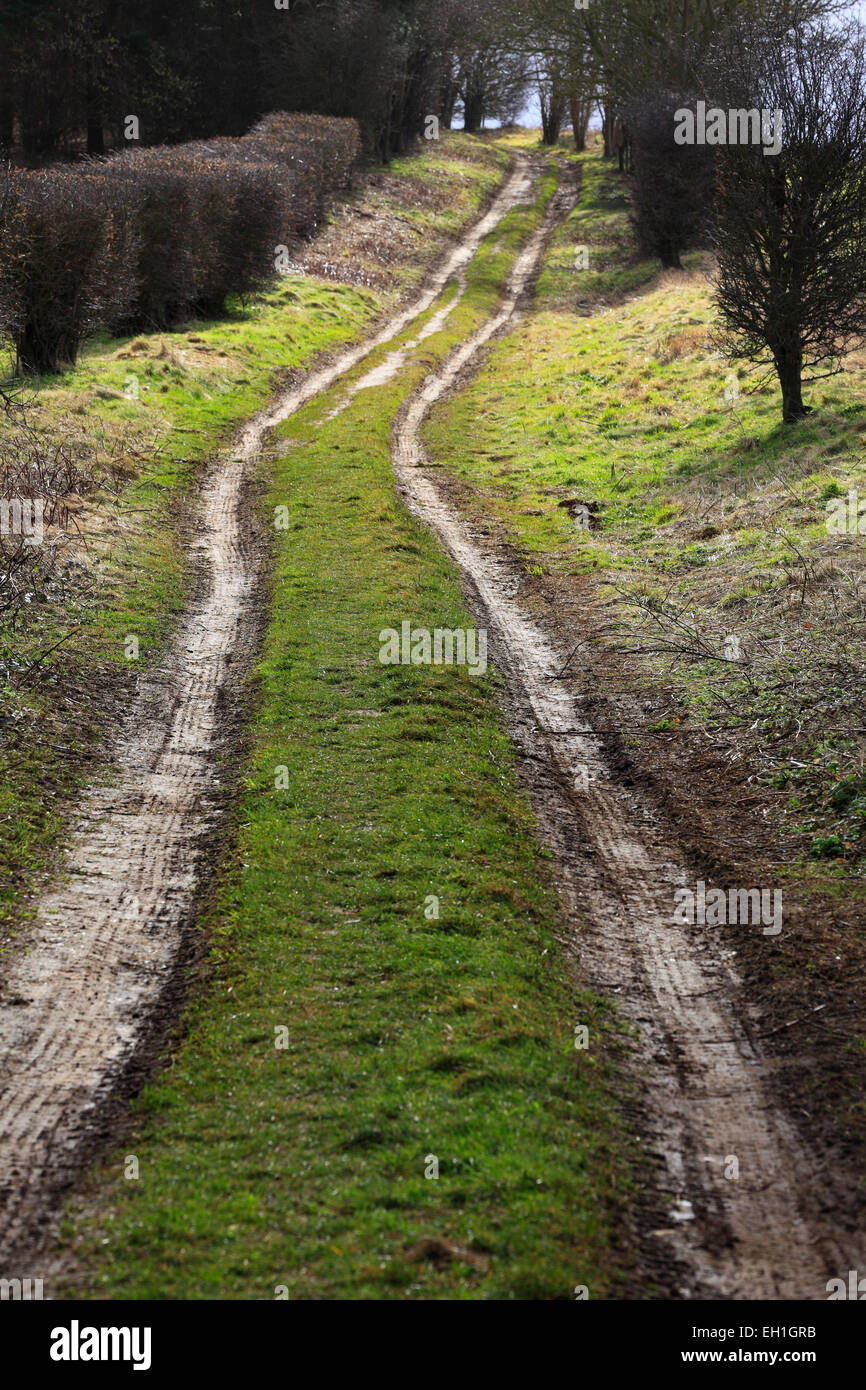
[
  {"left": 659, "top": 238, "right": 682, "bottom": 270},
  {"left": 0, "top": 99, "right": 13, "bottom": 150},
  {"left": 621, "top": 125, "right": 632, "bottom": 174},
  {"left": 540, "top": 93, "right": 566, "bottom": 145},
  {"left": 441, "top": 77, "right": 457, "bottom": 130},
  {"left": 774, "top": 344, "right": 809, "bottom": 422},
  {"left": 87, "top": 116, "right": 105, "bottom": 156},
  {"left": 569, "top": 93, "right": 590, "bottom": 151},
  {"left": 463, "top": 92, "right": 484, "bottom": 133},
  {"left": 380, "top": 100, "right": 392, "bottom": 163},
  {"left": 602, "top": 105, "right": 614, "bottom": 157}
]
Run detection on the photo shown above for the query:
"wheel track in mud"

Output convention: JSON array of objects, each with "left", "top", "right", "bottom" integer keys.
[
  {"left": 0, "top": 155, "right": 537, "bottom": 1268},
  {"left": 391, "top": 167, "right": 859, "bottom": 1299}
]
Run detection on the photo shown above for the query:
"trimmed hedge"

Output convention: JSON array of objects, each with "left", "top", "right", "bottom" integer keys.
[{"left": 0, "top": 113, "right": 360, "bottom": 373}]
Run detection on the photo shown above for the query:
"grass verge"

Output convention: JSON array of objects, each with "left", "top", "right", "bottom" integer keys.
[{"left": 421, "top": 140, "right": 866, "bottom": 1177}]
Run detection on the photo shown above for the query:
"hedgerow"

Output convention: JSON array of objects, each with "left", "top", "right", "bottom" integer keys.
[{"left": 0, "top": 114, "right": 360, "bottom": 372}]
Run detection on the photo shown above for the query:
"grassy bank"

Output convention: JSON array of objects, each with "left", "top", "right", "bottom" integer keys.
[
  {"left": 423, "top": 144, "right": 866, "bottom": 879},
  {"left": 58, "top": 155, "right": 638, "bottom": 1301}
]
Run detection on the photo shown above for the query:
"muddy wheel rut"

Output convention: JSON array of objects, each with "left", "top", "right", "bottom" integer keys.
[
  {"left": 392, "top": 169, "right": 861, "bottom": 1298},
  {"left": 0, "top": 156, "right": 536, "bottom": 1267}
]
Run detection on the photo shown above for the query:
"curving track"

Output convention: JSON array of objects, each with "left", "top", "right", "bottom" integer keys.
[
  {"left": 391, "top": 165, "right": 858, "bottom": 1300},
  {"left": 1, "top": 146, "right": 856, "bottom": 1298}
]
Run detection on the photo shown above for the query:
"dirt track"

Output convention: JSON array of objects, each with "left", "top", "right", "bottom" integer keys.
[
  {"left": 1, "top": 148, "right": 859, "bottom": 1297},
  {"left": 391, "top": 166, "right": 861, "bottom": 1299},
  {"left": 0, "top": 157, "right": 535, "bottom": 1267}
]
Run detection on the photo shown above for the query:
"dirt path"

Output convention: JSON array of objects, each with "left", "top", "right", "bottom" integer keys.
[
  {"left": 392, "top": 171, "right": 859, "bottom": 1299},
  {"left": 0, "top": 156, "right": 537, "bottom": 1267},
  {"left": 3, "top": 145, "right": 855, "bottom": 1298}
]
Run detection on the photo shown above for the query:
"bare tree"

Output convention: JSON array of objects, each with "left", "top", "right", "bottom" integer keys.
[
  {"left": 535, "top": 54, "right": 568, "bottom": 144},
  {"left": 711, "top": 22, "right": 866, "bottom": 422},
  {"left": 568, "top": 81, "right": 594, "bottom": 151},
  {"left": 580, "top": 0, "right": 840, "bottom": 105},
  {"left": 448, "top": 1, "right": 530, "bottom": 133}
]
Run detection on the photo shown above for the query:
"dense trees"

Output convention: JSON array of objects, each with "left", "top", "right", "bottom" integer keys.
[
  {"left": 0, "top": 0, "right": 530, "bottom": 164},
  {"left": 448, "top": 3, "right": 530, "bottom": 134},
  {"left": 6, "top": 0, "right": 866, "bottom": 421},
  {"left": 519, "top": 0, "right": 840, "bottom": 109},
  {"left": 4, "top": 0, "right": 836, "bottom": 167},
  {"left": 627, "top": 91, "right": 714, "bottom": 269}
]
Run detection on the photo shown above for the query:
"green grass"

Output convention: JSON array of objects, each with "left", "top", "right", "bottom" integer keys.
[
  {"left": 58, "top": 155, "right": 637, "bottom": 1302},
  {"left": 538, "top": 148, "right": 665, "bottom": 307},
  {"left": 0, "top": 281, "right": 381, "bottom": 945},
  {"left": 0, "top": 133, "right": 507, "bottom": 944}
]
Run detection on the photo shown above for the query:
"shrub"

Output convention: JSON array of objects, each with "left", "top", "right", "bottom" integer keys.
[
  {"left": 103, "top": 151, "right": 197, "bottom": 330},
  {"left": 709, "top": 22, "right": 866, "bottom": 423},
  {"left": 0, "top": 409, "right": 138, "bottom": 625},
  {"left": 0, "top": 113, "right": 361, "bottom": 369},
  {"left": 0, "top": 166, "right": 138, "bottom": 373}
]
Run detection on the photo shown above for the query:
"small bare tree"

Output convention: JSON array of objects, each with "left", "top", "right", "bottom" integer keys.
[{"left": 711, "top": 22, "right": 866, "bottom": 423}]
